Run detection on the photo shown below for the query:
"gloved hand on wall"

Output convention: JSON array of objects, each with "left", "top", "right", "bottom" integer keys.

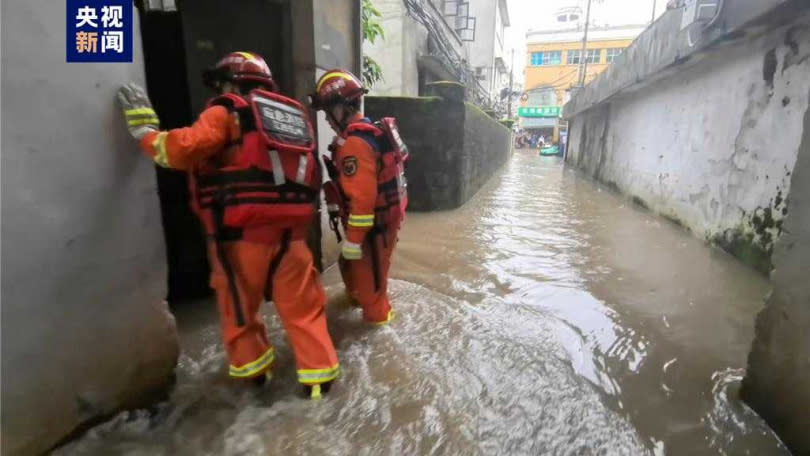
[
  {"left": 116, "top": 82, "right": 160, "bottom": 140},
  {"left": 341, "top": 241, "right": 362, "bottom": 260}
]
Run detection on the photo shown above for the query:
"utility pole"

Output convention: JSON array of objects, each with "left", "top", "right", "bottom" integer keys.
[
  {"left": 576, "top": 0, "right": 593, "bottom": 87},
  {"left": 651, "top": 0, "right": 657, "bottom": 23},
  {"left": 507, "top": 48, "right": 514, "bottom": 119}
]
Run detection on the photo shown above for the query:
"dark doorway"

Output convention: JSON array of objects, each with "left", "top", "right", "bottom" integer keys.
[
  {"left": 138, "top": 7, "right": 212, "bottom": 303},
  {"left": 137, "top": 1, "right": 296, "bottom": 304},
  {"left": 178, "top": 0, "right": 291, "bottom": 114}
]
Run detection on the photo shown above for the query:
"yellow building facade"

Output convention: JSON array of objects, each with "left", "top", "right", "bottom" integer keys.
[
  {"left": 525, "top": 38, "right": 633, "bottom": 108},
  {"left": 521, "top": 15, "right": 646, "bottom": 142}
]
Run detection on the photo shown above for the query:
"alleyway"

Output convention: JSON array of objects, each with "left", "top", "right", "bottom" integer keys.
[{"left": 57, "top": 151, "right": 787, "bottom": 455}]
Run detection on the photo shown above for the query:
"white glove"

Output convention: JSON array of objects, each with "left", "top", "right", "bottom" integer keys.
[
  {"left": 341, "top": 241, "right": 362, "bottom": 260},
  {"left": 116, "top": 82, "right": 160, "bottom": 140}
]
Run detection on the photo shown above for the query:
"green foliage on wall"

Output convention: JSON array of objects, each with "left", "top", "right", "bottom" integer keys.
[{"left": 362, "top": 0, "right": 384, "bottom": 88}]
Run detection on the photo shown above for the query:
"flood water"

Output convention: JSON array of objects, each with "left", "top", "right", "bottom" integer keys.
[{"left": 57, "top": 152, "right": 788, "bottom": 455}]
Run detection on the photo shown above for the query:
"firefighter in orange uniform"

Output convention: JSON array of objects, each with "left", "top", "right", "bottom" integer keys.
[
  {"left": 117, "top": 52, "right": 338, "bottom": 398},
  {"left": 311, "top": 69, "right": 408, "bottom": 325}
]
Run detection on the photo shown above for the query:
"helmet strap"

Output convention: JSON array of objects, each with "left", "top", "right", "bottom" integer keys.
[
  {"left": 327, "top": 104, "right": 352, "bottom": 132},
  {"left": 326, "top": 109, "right": 342, "bottom": 133}
]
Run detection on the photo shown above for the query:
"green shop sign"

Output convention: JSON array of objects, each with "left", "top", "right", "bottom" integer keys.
[{"left": 518, "top": 106, "right": 561, "bottom": 118}]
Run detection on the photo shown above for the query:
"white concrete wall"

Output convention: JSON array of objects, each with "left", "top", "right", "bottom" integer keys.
[
  {"left": 466, "top": 0, "right": 497, "bottom": 95},
  {"left": 566, "top": 17, "right": 810, "bottom": 270},
  {"left": 364, "top": 0, "right": 428, "bottom": 97},
  {"left": 1, "top": 3, "right": 178, "bottom": 455},
  {"left": 402, "top": 12, "right": 429, "bottom": 96}
]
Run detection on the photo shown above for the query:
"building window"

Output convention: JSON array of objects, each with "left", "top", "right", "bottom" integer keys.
[
  {"left": 606, "top": 48, "right": 623, "bottom": 63},
  {"left": 441, "top": 0, "right": 457, "bottom": 16},
  {"left": 569, "top": 14, "right": 579, "bottom": 21},
  {"left": 530, "top": 51, "right": 562, "bottom": 66},
  {"left": 557, "top": 15, "right": 567, "bottom": 22},
  {"left": 567, "top": 49, "right": 601, "bottom": 65}
]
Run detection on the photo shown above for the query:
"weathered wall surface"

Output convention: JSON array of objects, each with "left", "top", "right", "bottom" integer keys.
[
  {"left": 565, "top": 15, "right": 810, "bottom": 273},
  {"left": 461, "top": 104, "right": 512, "bottom": 204},
  {"left": 366, "top": 96, "right": 511, "bottom": 210},
  {"left": 741, "top": 82, "right": 810, "bottom": 455},
  {"left": 1, "top": 4, "right": 178, "bottom": 455}
]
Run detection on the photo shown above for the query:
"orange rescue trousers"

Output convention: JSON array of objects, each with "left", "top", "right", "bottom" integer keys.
[
  {"left": 339, "top": 221, "right": 400, "bottom": 324},
  {"left": 207, "top": 233, "right": 339, "bottom": 385}
]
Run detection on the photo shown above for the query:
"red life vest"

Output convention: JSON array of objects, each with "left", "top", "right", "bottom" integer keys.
[
  {"left": 190, "top": 90, "right": 320, "bottom": 238},
  {"left": 325, "top": 118, "right": 408, "bottom": 229}
]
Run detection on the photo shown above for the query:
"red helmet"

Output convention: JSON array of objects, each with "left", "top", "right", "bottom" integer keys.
[
  {"left": 203, "top": 51, "right": 278, "bottom": 92},
  {"left": 310, "top": 69, "right": 366, "bottom": 110}
]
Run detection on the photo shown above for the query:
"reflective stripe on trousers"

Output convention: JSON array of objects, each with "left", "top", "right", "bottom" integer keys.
[
  {"left": 298, "top": 364, "right": 340, "bottom": 384},
  {"left": 229, "top": 347, "right": 275, "bottom": 378},
  {"left": 348, "top": 214, "right": 374, "bottom": 227}
]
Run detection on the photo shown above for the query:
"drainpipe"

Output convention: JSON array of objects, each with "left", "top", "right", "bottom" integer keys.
[{"left": 353, "top": 0, "right": 362, "bottom": 77}]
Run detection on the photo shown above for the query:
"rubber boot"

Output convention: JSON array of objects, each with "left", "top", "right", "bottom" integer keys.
[
  {"left": 251, "top": 370, "right": 273, "bottom": 388},
  {"left": 303, "top": 381, "right": 333, "bottom": 399}
]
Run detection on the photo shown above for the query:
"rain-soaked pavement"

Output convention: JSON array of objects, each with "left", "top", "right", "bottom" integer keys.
[{"left": 56, "top": 151, "right": 788, "bottom": 455}]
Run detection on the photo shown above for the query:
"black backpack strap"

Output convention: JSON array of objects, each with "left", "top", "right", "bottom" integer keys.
[
  {"left": 264, "top": 229, "right": 292, "bottom": 301},
  {"left": 209, "top": 96, "right": 257, "bottom": 141},
  {"left": 210, "top": 193, "right": 246, "bottom": 327},
  {"left": 367, "top": 227, "right": 382, "bottom": 293}
]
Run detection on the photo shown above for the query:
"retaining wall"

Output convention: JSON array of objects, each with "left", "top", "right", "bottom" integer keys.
[
  {"left": 365, "top": 96, "right": 512, "bottom": 211},
  {"left": 565, "top": 8, "right": 810, "bottom": 274}
]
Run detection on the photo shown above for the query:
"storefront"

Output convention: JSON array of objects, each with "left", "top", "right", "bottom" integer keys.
[{"left": 518, "top": 105, "right": 562, "bottom": 143}]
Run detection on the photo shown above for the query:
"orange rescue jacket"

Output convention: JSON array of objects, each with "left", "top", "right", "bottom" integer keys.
[
  {"left": 140, "top": 90, "right": 320, "bottom": 240},
  {"left": 324, "top": 114, "right": 408, "bottom": 244}
]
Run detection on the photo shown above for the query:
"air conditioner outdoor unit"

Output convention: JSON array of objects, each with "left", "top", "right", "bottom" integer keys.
[{"left": 680, "top": 0, "right": 719, "bottom": 30}]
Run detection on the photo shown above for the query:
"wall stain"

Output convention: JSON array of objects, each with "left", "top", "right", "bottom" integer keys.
[
  {"left": 595, "top": 104, "right": 611, "bottom": 182},
  {"left": 689, "top": 184, "right": 710, "bottom": 204},
  {"left": 662, "top": 212, "right": 689, "bottom": 231},
  {"left": 631, "top": 195, "right": 649, "bottom": 210},
  {"left": 763, "top": 48, "right": 777, "bottom": 91},
  {"left": 603, "top": 180, "right": 621, "bottom": 194},
  {"left": 781, "top": 25, "right": 810, "bottom": 75},
  {"left": 711, "top": 188, "right": 789, "bottom": 275},
  {"left": 712, "top": 228, "right": 772, "bottom": 275}
]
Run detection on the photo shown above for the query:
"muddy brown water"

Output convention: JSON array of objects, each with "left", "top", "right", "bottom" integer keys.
[{"left": 56, "top": 152, "right": 788, "bottom": 455}]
